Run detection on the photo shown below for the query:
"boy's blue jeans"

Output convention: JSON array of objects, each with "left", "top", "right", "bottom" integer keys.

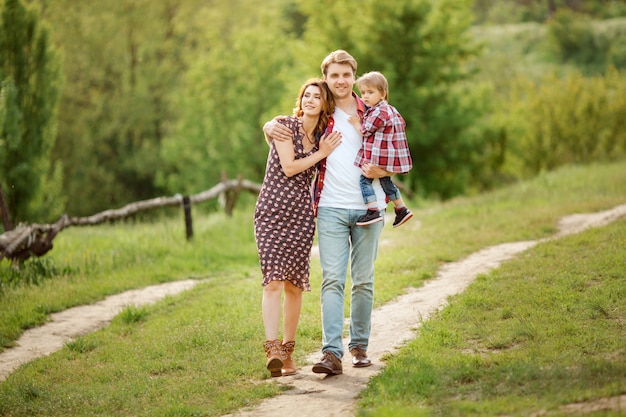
[{"left": 360, "top": 174, "right": 400, "bottom": 204}]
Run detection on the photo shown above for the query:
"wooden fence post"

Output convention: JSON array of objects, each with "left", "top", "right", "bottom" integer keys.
[
  {"left": 0, "top": 184, "right": 13, "bottom": 232},
  {"left": 225, "top": 176, "right": 243, "bottom": 216},
  {"left": 182, "top": 196, "right": 193, "bottom": 241}
]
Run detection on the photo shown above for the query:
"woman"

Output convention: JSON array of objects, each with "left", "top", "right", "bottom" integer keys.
[{"left": 254, "top": 78, "right": 341, "bottom": 377}]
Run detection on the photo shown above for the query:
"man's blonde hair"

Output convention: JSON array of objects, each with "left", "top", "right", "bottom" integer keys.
[
  {"left": 320, "top": 50, "right": 357, "bottom": 77},
  {"left": 356, "top": 71, "right": 389, "bottom": 101}
]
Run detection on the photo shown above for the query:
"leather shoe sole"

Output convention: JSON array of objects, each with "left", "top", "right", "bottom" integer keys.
[
  {"left": 352, "top": 357, "right": 372, "bottom": 367},
  {"left": 312, "top": 363, "right": 342, "bottom": 375},
  {"left": 312, "top": 353, "right": 343, "bottom": 375},
  {"left": 350, "top": 347, "right": 372, "bottom": 368}
]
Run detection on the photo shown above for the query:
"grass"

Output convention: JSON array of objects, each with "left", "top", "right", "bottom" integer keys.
[
  {"left": 0, "top": 161, "right": 625, "bottom": 416},
  {"left": 358, "top": 216, "right": 626, "bottom": 417},
  {"left": 0, "top": 210, "right": 259, "bottom": 350}
]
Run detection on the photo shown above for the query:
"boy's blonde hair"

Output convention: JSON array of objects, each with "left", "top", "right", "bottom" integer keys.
[{"left": 356, "top": 71, "right": 389, "bottom": 101}]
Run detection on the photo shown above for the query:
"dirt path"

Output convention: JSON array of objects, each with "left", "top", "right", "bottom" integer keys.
[
  {"left": 224, "top": 203, "right": 626, "bottom": 417},
  {"left": 0, "top": 280, "right": 200, "bottom": 381},
  {"left": 1, "top": 203, "right": 625, "bottom": 415}
]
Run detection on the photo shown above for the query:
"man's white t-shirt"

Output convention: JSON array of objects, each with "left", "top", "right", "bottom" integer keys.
[{"left": 318, "top": 107, "right": 387, "bottom": 211}]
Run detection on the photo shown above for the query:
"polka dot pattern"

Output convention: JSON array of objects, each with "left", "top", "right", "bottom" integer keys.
[{"left": 254, "top": 117, "right": 318, "bottom": 292}]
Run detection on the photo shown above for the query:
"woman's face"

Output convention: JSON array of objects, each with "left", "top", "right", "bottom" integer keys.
[{"left": 301, "top": 85, "right": 323, "bottom": 117}]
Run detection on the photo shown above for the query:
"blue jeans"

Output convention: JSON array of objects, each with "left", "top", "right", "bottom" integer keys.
[
  {"left": 360, "top": 175, "right": 401, "bottom": 204},
  {"left": 317, "top": 207, "right": 384, "bottom": 359}
]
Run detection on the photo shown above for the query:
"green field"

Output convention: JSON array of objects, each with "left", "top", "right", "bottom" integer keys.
[{"left": 0, "top": 161, "right": 625, "bottom": 416}]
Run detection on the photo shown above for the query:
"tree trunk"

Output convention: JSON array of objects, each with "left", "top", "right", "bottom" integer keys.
[{"left": 546, "top": 0, "right": 557, "bottom": 19}]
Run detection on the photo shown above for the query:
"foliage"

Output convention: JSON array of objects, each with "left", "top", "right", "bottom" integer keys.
[
  {"left": 0, "top": 257, "right": 63, "bottom": 292},
  {"left": 545, "top": 13, "right": 626, "bottom": 75},
  {"left": 357, "top": 0, "right": 485, "bottom": 198},
  {"left": 296, "top": 0, "right": 485, "bottom": 199},
  {"left": 0, "top": 0, "right": 62, "bottom": 224},
  {"left": 546, "top": 9, "right": 613, "bottom": 74},
  {"left": 42, "top": 0, "right": 190, "bottom": 216},
  {"left": 7, "top": 0, "right": 626, "bottom": 217},
  {"left": 157, "top": 0, "right": 299, "bottom": 195},
  {"left": 601, "top": 18, "right": 626, "bottom": 69},
  {"left": 472, "top": 0, "right": 626, "bottom": 24},
  {"left": 295, "top": 0, "right": 361, "bottom": 64},
  {"left": 468, "top": 16, "right": 626, "bottom": 189},
  {"left": 500, "top": 68, "right": 626, "bottom": 178}
]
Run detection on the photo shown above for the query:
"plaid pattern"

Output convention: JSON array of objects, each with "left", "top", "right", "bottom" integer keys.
[
  {"left": 354, "top": 100, "right": 412, "bottom": 173},
  {"left": 312, "top": 93, "right": 367, "bottom": 217}
]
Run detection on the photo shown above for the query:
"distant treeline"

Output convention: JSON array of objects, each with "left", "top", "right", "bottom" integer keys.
[
  {"left": 472, "top": 0, "right": 626, "bottom": 24},
  {"left": 1, "top": 0, "right": 625, "bottom": 228}
]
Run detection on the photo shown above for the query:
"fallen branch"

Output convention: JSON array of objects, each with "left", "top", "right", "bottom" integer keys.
[
  {"left": 0, "top": 215, "right": 70, "bottom": 261},
  {"left": 0, "top": 178, "right": 262, "bottom": 261}
]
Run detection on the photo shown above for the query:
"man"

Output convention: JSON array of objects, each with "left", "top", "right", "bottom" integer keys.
[{"left": 264, "top": 50, "right": 392, "bottom": 375}]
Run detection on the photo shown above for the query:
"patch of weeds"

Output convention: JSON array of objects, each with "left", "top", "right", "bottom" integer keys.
[
  {"left": 190, "top": 333, "right": 210, "bottom": 348},
  {"left": 511, "top": 317, "right": 538, "bottom": 342},
  {"left": 118, "top": 305, "right": 149, "bottom": 325},
  {"left": 488, "top": 337, "right": 516, "bottom": 351},
  {"left": 0, "top": 257, "right": 74, "bottom": 292},
  {"left": 451, "top": 356, "right": 484, "bottom": 385},
  {"left": 586, "top": 288, "right": 611, "bottom": 319},
  {"left": 360, "top": 406, "right": 430, "bottom": 417},
  {"left": 65, "top": 338, "right": 98, "bottom": 354},
  {"left": 500, "top": 308, "right": 514, "bottom": 320},
  {"left": 160, "top": 404, "right": 206, "bottom": 417},
  {"left": 148, "top": 362, "right": 185, "bottom": 376},
  {"left": 16, "top": 379, "right": 43, "bottom": 401}
]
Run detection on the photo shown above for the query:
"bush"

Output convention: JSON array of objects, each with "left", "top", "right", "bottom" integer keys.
[
  {"left": 501, "top": 68, "right": 626, "bottom": 178},
  {"left": 546, "top": 10, "right": 613, "bottom": 73}
]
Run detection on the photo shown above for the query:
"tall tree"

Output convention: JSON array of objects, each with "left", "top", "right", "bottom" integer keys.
[
  {"left": 355, "top": 0, "right": 485, "bottom": 198},
  {"left": 297, "top": 0, "right": 485, "bottom": 198},
  {"left": 0, "top": 0, "right": 62, "bottom": 225},
  {"left": 42, "top": 0, "right": 187, "bottom": 216},
  {"left": 158, "top": 0, "right": 300, "bottom": 198},
  {"left": 295, "top": 0, "right": 362, "bottom": 70}
]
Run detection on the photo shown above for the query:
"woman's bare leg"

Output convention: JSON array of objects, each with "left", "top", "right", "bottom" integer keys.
[
  {"left": 262, "top": 280, "right": 283, "bottom": 340},
  {"left": 282, "top": 281, "right": 303, "bottom": 342}
]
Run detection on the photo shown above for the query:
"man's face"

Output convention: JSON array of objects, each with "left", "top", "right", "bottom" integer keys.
[{"left": 324, "top": 63, "right": 355, "bottom": 100}]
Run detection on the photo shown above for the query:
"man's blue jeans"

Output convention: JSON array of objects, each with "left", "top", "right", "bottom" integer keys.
[{"left": 317, "top": 207, "right": 384, "bottom": 359}]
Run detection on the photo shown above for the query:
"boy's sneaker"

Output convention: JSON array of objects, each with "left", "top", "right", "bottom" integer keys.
[
  {"left": 356, "top": 210, "right": 383, "bottom": 226},
  {"left": 393, "top": 207, "right": 413, "bottom": 228}
]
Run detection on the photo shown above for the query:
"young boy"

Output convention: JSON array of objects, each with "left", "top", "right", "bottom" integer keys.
[{"left": 350, "top": 71, "right": 413, "bottom": 228}]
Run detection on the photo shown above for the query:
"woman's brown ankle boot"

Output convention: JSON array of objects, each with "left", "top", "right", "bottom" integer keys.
[
  {"left": 281, "top": 341, "right": 296, "bottom": 376},
  {"left": 264, "top": 339, "right": 283, "bottom": 377}
]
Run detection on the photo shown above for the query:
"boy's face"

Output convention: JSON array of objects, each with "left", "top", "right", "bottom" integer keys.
[
  {"left": 324, "top": 63, "right": 355, "bottom": 100},
  {"left": 358, "top": 84, "right": 384, "bottom": 107}
]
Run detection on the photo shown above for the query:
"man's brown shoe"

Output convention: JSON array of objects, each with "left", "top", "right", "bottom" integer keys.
[
  {"left": 312, "top": 351, "right": 343, "bottom": 375},
  {"left": 350, "top": 347, "right": 371, "bottom": 367}
]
